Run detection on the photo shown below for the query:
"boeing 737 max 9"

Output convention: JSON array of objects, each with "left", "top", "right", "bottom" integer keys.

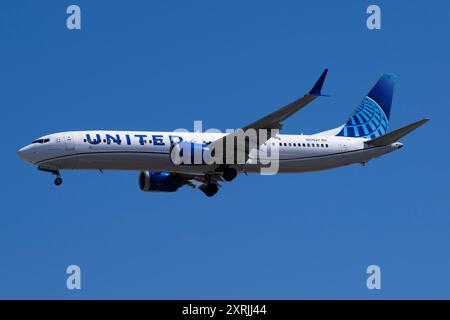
[{"left": 17, "top": 70, "right": 429, "bottom": 197}]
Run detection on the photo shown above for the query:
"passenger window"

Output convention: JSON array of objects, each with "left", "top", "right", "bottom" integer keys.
[
  {"left": 288, "top": 143, "right": 292, "bottom": 147},
  {"left": 321, "top": 144, "right": 324, "bottom": 147},
  {"left": 326, "top": 144, "right": 329, "bottom": 148},
  {"left": 307, "top": 143, "right": 310, "bottom": 147},
  {"left": 293, "top": 143, "right": 296, "bottom": 147},
  {"left": 284, "top": 143, "right": 287, "bottom": 146},
  {"left": 279, "top": 143, "right": 282, "bottom": 146},
  {"left": 312, "top": 143, "right": 315, "bottom": 147}
]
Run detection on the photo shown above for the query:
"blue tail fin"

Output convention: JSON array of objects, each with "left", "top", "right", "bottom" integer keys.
[{"left": 336, "top": 74, "right": 396, "bottom": 139}]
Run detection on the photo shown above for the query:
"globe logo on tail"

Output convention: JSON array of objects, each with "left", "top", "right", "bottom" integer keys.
[{"left": 337, "top": 96, "right": 389, "bottom": 139}]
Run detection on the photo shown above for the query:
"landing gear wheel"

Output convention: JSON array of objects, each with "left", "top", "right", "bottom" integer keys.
[
  {"left": 199, "top": 183, "right": 219, "bottom": 197},
  {"left": 54, "top": 177, "right": 63, "bottom": 186},
  {"left": 222, "top": 168, "right": 237, "bottom": 182}
]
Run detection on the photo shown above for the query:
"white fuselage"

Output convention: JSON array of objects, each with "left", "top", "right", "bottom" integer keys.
[{"left": 17, "top": 130, "right": 403, "bottom": 174}]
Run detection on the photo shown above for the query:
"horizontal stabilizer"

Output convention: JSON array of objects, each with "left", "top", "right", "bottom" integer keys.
[{"left": 366, "top": 118, "right": 430, "bottom": 147}]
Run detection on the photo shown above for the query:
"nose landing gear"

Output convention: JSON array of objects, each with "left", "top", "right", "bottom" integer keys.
[
  {"left": 54, "top": 176, "right": 63, "bottom": 186},
  {"left": 38, "top": 165, "right": 63, "bottom": 186}
]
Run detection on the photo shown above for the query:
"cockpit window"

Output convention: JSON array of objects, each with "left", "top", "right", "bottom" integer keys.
[{"left": 32, "top": 138, "right": 50, "bottom": 144}]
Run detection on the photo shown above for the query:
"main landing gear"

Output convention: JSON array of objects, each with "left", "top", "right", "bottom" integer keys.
[
  {"left": 215, "top": 166, "right": 238, "bottom": 182},
  {"left": 199, "top": 183, "right": 219, "bottom": 197},
  {"left": 199, "top": 166, "right": 237, "bottom": 197},
  {"left": 222, "top": 167, "right": 237, "bottom": 182}
]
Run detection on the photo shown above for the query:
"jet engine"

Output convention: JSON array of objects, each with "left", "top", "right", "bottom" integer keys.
[{"left": 138, "top": 171, "right": 183, "bottom": 192}]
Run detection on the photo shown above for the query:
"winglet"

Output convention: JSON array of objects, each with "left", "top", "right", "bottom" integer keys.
[{"left": 309, "top": 69, "right": 329, "bottom": 96}]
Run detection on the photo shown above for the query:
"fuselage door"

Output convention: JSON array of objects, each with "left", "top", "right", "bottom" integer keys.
[
  {"left": 340, "top": 141, "right": 349, "bottom": 153},
  {"left": 65, "top": 134, "right": 75, "bottom": 151}
]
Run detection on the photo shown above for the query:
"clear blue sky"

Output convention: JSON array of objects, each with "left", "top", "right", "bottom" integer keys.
[{"left": 1, "top": 0, "right": 449, "bottom": 299}]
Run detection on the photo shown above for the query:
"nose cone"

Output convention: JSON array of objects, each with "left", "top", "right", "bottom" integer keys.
[{"left": 17, "top": 145, "right": 35, "bottom": 163}]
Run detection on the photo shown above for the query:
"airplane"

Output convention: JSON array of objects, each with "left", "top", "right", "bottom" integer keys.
[{"left": 17, "top": 70, "right": 429, "bottom": 197}]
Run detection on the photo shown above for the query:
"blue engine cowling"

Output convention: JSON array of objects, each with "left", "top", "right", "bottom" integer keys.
[{"left": 139, "top": 171, "right": 183, "bottom": 192}]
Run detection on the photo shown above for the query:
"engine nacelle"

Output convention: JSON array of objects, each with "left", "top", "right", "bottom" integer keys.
[{"left": 139, "top": 171, "right": 183, "bottom": 192}]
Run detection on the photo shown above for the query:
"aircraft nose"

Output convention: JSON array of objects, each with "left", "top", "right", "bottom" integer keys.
[{"left": 17, "top": 145, "right": 35, "bottom": 163}]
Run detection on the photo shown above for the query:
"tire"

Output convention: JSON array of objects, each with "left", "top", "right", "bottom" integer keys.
[
  {"left": 200, "top": 183, "right": 219, "bottom": 197},
  {"left": 54, "top": 177, "right": 63, "bottom": 186},
  {"left": 222, "top": 168, "right": 237, "bottom": 182}
]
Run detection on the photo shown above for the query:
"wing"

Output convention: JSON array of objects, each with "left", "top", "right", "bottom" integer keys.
[
  {"left": 209, "top": 69, "right": 329, "bottom": 159},
  {"left": 242, "top": 69, "right": 329, "bottom": 131},
  {"left": 175, "top": 172, "right": 223, "bottom": 187}
]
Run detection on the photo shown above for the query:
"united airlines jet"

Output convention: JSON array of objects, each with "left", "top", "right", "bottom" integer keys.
[{"left": 17, "top": 70, "right": 428, "bottom": 196}]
